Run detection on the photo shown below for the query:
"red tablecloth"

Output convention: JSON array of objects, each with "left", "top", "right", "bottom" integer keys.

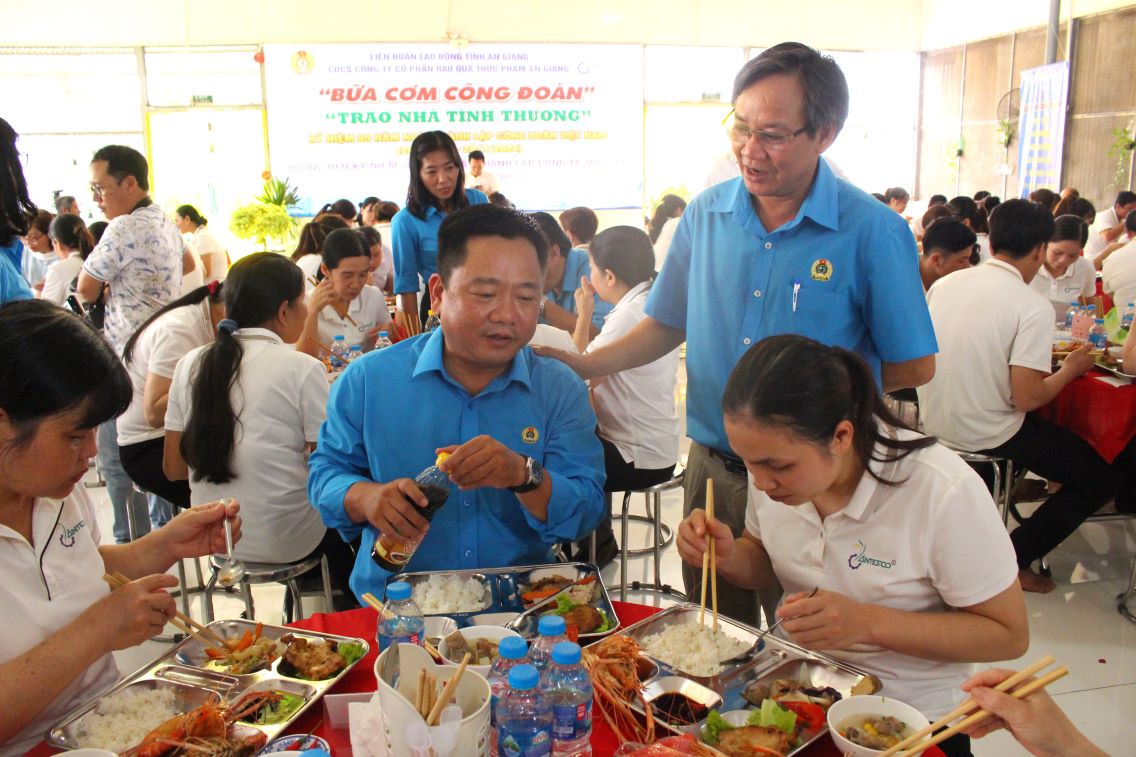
[
  {"left": 25, "top": 601, "right": 944, "bottom": 757},
  {"left": 1037, "top": 370, "right": 1136, "bottom": 462}
]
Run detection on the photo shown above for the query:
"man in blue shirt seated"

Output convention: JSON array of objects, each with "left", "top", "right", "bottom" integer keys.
[
  {"left": 530, "top": 212, "right": 612, "bottom": 338},
  {"left": 309, "top": 203, "right": 607, "bottom": 601}
]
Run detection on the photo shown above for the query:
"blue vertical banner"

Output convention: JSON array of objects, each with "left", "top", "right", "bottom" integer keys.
[{"left": 1017, "top": 61, "right": 1070, "bottom": 198}]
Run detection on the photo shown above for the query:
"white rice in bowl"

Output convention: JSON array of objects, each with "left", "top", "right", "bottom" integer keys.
[
  {"left": 75, "top": 686, "right": 178, "bottom": 753},
  {"left": 641, "top": 622, "right": 749, "bottom": 677},
  {"left": 412, "top": 574, "right": 488, "bottom": 614}
]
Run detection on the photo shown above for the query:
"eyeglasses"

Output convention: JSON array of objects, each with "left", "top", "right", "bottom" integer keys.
[
  {"left": 724, "top": 109, "right": 810, "bottom": 150},
  {"left": 89, "top": 182, "right": 106, "bottom": 198}
]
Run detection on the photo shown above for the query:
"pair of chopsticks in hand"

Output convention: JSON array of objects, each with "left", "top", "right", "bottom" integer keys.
[
  {"left": 879, "top": 655, "right": 1068, "bottom": 757},
  {"left": 307, "top": 275, "right": 358, "bottom": 326},
  {"left": 698, "top": 479, "right": 719, "bottom": 632},
  {"left": 361, "top": 592, "right": 443, "bottom": 660},
  {"left": 102, "top": 571, "right": 226, "bottom": 649}
]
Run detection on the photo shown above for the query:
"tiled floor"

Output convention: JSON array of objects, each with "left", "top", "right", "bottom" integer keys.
[{"left": 97, "top": 362, "right": 1136, "bottom": 757}]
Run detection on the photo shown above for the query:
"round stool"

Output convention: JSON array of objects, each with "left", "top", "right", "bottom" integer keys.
[
  {"left": 203, "top": 554, "right": 333, "bottom": 623},
  {"left": 616, "top": 469, "right": 686, "bottom": 602}
]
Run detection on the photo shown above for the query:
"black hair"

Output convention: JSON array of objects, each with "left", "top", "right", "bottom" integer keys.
[
  {"left": 0, "top": 118, "right": 38, "bottom": 247},
  {"left": 732, "top": 42, "right": 849, "bottom": 138},
  {"left": 1126, "top": 209, "right": 1136, "bottom": 234},
  {"left": 589, "top": 226, "right": 656, "bottom": 288},
  {"left": 354, "top": 225, "right": 382, "bottom": 249},
  {"left": 88, "top": 220, "right": 108, "bottom": 246},
  {"left": 884, "top": 187, "right": 909, "bottom": 203},
  {"left": 559, "top": 206, "right": 598, "bottom": 244},
  {"left": 357, "top": 196, "right": 379, "bottom": 225},
  {"left": 973, "top": 190, "right": 991, "bottom": 202},
  {"left": 92, "top": 145, "right": 149, "bottom": 191},
  {"left": 928, "top": 194, "right": 948, "bottom": 206},
  {"left": 53, "top": 195, "right": 77, "bottom": 214},
  {"left": 922, "top": 217, "right": 976, "bottom": 258},
  {"left": 722, "top": 334, "right": 935, "bottom": 486},
  {"left": 1114, "top": 191, "right": 1136, "bottom": 208},
  {"left": 28, "top": 209, "right": 53, "bottom": 239},
  {"left": 176, "top": 204, "right": 208, "bottom": 226},
  {"left": 982, "top": 195, "right": 1001, "bottom": 214},
  {"left": 1052, "top": 191, "right": 1080, "bottom": 218},
  {"left": 123, "top": 281, "right": 224, "bottom": 366},
  {"left": 320, "top": 227, "right": 369, "bottom": 271},
  {"left": 871, "top": 192, "right": 886, "bottom": 203},
  {"left": 437, "top": 204, "right": 548, "bottom": 285},
  {"left": 948, "top": 195, "right": 987, "bottom": 234},
  {"left": 181, "top": 253, "right": 303, "bottom": 484},
  {"left": 319, "top": 199, "right": 357, "bottom": 224},
  {"left": 1052, "top": 214, "right": 1089, "bottom": 247},
  {"left": 0, "top": 300, "right": 131, "bottom": 448},
  {"left": 1028, "top": 188, "right": 1059, "bottom": 212},
  {"left": 490, "top": 193, "right": 515, "bottom": 209},
  {"left": 530, "top": 212, "right": 573, "bottom": 257},
  {"left": 648, "top": 195, "right": 686, "bottom": 244},
  {"left": 921, "top": 204, "right": 956, "bottom": 232},
  {"left": 406, "top": 131, "right": 468, "bottom": 220},
  {"left": 48, "top": 214, "right": 93, "bottom": 257},
  {"left": 376, "top": 201, "right": 399, "bottom": 222},
  {"left": 1068, "top": 197, "right": 1095, "bottom": 223},
  {"left": 468, "top": 150, "right": 486, "bottom": 161},
  {"left": 291, "top": 214, "right": 349, "bottom": 261},
  {"left": 989, "top": 199, "right": 1056, "bottom": 258}
]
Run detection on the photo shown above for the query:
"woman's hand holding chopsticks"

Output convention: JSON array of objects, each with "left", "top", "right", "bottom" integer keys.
[{"left": 93, "top": 573, "right": 179, "bottom": 650}]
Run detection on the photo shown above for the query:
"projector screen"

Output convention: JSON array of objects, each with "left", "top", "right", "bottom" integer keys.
[{"left": 263, "top": 42, "right": 644, "bottom": 213}]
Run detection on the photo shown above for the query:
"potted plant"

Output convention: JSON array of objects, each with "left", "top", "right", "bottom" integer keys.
[{"left": 229, "top": 202, "right": 293, "bottom": 252}]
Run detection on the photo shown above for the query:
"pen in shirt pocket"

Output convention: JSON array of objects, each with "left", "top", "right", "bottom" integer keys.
[{"left": 792, "top": 279, "right": 801, "bottom": 313}]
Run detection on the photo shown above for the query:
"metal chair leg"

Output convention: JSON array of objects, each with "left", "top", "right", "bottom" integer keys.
[
  {"left": 203, "top": 570, "right": 219, "bottom": 623},
  {"left": 650, "top": 489, "right": 663, "bottom": 589},
  {"left": 320, "top": 555, "right": 333, "bottom": 614},
  {"left": 241, "top": 578, "right": 255, "bottom": 620},
  {"left": 1117, "top": 550, "right": 1136, "bottom": 623},
  {"left": 619, "top": 490, "right": 632, "bottom": 602},
  {"left": 286, "top": 579, "right": 305, "bottom": 622},
  {"left": 176, "top": 559, "right": 190, "bottom": 619}
]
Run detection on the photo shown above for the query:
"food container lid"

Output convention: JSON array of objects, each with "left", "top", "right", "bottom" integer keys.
[
  {"left": 500, "top": 636, "right": 528, "bottom": 660},
  {"left": 538, "top": 615, "right": 566, "bottom": 636},
  {"left": 387, "top": 581, "right": 411, "bottom": 601},
  {"left": 551, "top": 642, "right": 581, "bottom": 665},
  {"left": 508, "top": 664, "right": 539, "bottom": 690}
]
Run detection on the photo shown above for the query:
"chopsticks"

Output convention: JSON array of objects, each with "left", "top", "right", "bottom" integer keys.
[
  {"left": 411, "top": 652, "right": 471, "bottom": 724},
  {"left": 103, "top": 572, "right": 226, "bottom": 648},
  {"left": 427, "top": 652, "right": 471, "bottom": 725},
  {"left": 881, "top": 656, "right": 1067, "bottom": 757},
  {"left": 308, "top": 275, "right": 358, "bottom": 326},
  {"left": 698, "top": 479, "right": 718, "bottom": 632},
  {"left": 362, "top": 592, "right": 443, "bottom": 660}
]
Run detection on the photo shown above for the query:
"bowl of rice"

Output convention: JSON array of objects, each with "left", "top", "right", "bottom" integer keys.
[
  {"left": 411, "top": 574, "right": 491, "bottom": 615},
  {"left": 641, "top": 622, "right": 750, "bottom": 678}
]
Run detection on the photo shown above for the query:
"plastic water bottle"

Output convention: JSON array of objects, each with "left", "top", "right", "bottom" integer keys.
[
  {"left": 1064, "top": 302, "right": 1078, "bottom": 330},
  {"left": 1089, "top": 318, "right": 1108, "bottom": 349},
  {"left": 545, "top": 642, "right": 592, "bottom": 756},
  {"left": 489, "top": 637, "right": 530, "bottom": 757},
  {"left": 375, "top": 330, "right": 393, "bottom": 350},
  {"left": 347, "top": 344, "right": 364, "bottom": 363},
  {"left": 330, "top": 335, "right": 349, "bottom": 369},
  {"left": 424, "top": 309, "right": 442, "bottom": 332},
  {"left": 497, "top": 664, "right": 552, "bottom": 757},
  {"left": 376, "top": 581, "right": 424, "bottom": 652},
  {"left": 530, "top": 615, "right": 568, "bottom": 680},
  {"left": 1123, "top": 303, "right": 1135, "bottom": 331}
]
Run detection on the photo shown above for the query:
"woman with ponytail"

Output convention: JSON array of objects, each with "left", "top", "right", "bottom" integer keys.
[
  {"left": 163, "top": 254, "right": 355, "bottom": 603},
  {"left": 117, "top": 281, "right": 226, "bottom": 508},
  {"left": 176, "top": 205, "right": 228, "bottom": 283},
  {"left": 41, "top": 214, "right": 93, "bottom": 305},
  {"left": 676, "top": 335, "right": 1028, "bottom": 751}
]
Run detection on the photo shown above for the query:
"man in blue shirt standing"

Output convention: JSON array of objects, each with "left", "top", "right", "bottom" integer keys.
[
  {"left": 541, "top": 43, "right": 937, "bottom": 627},
  {"left": 309, "top": 204, "right": 606, "bottom": 601}
]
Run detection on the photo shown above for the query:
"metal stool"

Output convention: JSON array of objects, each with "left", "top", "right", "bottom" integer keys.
[
  {"left": 885, "top": 389, "right": 921, "bottom": 431},
  {"left": 948, "top": 450, "right": 1015, "bottom": 526},
  {"left": 616, "top": 469, "right": 686, "bottom": 602},
  {"left": 203, "top": 554, "right": 333, "bottom": 623},
  {"left": 1118, "top": 529, "right": 1136, "bottom": 623}
]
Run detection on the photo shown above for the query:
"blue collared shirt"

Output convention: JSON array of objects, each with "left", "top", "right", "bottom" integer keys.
[
  {"left": 647, "top": 161, "right": 937, "bottom": 453},
  {"left": 391, "top": 188, "right": 489, "bottom": 294},
  {"left": 0, "top": 244, "right": 32, "bottom": 305},
  {"left": 308, "top": 329, "right": 606, "bottom": 600},
  {"left": 543, "top": 246, "right": 613, "bottom": 332}
]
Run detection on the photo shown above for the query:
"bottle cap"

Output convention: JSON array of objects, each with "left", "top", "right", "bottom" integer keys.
[
  {"left": 435, "top": 452, "right": 451, "bottom": 466},
  {"left": 508, "top": 664, "right": 539, "bottom": 690},
  {"left": 1095, "top": 318, "right": 1104, "bottom": 324},
  {"left": 427, "top": 309, "right": 434, "bottom": 316},
  {"left": 349, "top": 345, "right": 361, "bottom": 351},
  {"left": 334, "top": 335, "right": 346, "bottom": 341},
  {"left": 379, "top": 330, "right": 389, "bottom": 337},
  {"left": 386, "top": 581, "right": 411, "bottom": 601},
  {"left": 538, "top": 614, "right": 566, "bottom": 636},
  {"left": 499, "top": 636, "right": 528, "bottom": 660},
  {"left": 551, "top": 641, "right": 581, "bottom": 665}
]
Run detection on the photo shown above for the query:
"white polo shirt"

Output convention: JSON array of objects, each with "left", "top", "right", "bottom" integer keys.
[
  {"left": 297, "top": 254, "right": 322, "bottom": 286},
  {"left": 118, "top": 300, "right": 215, "bottom": 446},
  {"left": 1029, "top": 257, "right": 1095, "bottom": 322},
  {"left": 39, "top": 252, "right": 83, "bottom": 306},
  {"left": 316, "top": 284, "right": 392, "bottom": 349},
  {"left": 745, "top": 428, "right": 1018, "bottom": 720},
  {"left": 1101, "top": 238, "right": 1136, "bottom": 314},
  {"left": 165, "top": 328, "right": 330, "bottom": 563},
  {"left": 192, "top": 226, "right": 227, "bottom": 283},
  {"left": 1086, "top": 206, "right": 1119, "bottom": 260},
  {"left": 918, "top": 259, "right": 1053, "bottom": 451},
  {"left": 586, "top": 282, "right": 680, "bottom": 470},
  {"left": 0, "top": 487, "right": 119, "bottom": 757}
]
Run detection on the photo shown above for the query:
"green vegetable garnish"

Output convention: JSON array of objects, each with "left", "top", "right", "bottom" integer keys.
[
  {"left": 593, "top": 609, "right": 613, "bottom": 633},
  {"left": 338, "top": 641, "right": 366, "bottom": 665},
  {"left": 554, "top": 595, "right": 574, "bottom": 614},
  {"left": 704, "top": 710, "right": 731, "bottom": 743},
  {"left": 752, "top": 699, "right": 798, "bottom": 734},
  {"left": 245, "top": 692, "right": 306, "bottom": 725}
]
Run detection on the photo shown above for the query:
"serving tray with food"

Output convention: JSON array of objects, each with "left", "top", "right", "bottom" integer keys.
[
  {"left": 46, "top": 619, "right": 369, "bottom": 753},
  {"left": 390, "top": 561, "right": 620, "bottom": 642},
  {"left": 586, "top": 603, "right": 880, "bottom": 757}
]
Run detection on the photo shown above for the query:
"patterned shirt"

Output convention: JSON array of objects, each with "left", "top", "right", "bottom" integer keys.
[{"left": 82, "top": 203, "right": 185, "bottom": 353}]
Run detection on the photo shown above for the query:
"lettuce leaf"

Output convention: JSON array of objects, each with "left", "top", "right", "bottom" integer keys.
[
  {"left": 337, "top": 641, "right": 366, "bottom": 666},
  {"left": 703, "top": 710, "right": 732, "bottom": 744},
  {"left": 750, "top": 699, "right": 798, "bottom": 734}
]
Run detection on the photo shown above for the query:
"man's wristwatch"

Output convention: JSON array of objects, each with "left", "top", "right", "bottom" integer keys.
[{"left": 510, "top": 455, "right": 545, "bottom": 493}]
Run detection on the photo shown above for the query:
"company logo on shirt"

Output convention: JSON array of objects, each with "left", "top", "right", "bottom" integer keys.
[
  {"left": 810, "top": 258, "right": 833, "bottom": 282},
  {"left": 847, "top": 539, "right": 895, "bottom": 570},
  {"left": 58, "top": 519, "right": 87, "bottom": 548},
  {"left": 521, "top": 426, "right": 540, "bottom": 444},
  {"left": 291, "top": 51, "right": 314, "bottom": 74}
]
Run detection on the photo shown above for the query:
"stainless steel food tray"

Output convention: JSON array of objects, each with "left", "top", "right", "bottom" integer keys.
[
  {"left": 1094, "top": 359, "right": 1136, "bottom": 382},
  {"left": 46, "top": 619, "right": 369, "bottom": 751},
  {"left": 612, "top": 602, "right": 881, "bottom": 755},
  {"left": 391, "top": 561, "right": 620, "bottom": 641}
]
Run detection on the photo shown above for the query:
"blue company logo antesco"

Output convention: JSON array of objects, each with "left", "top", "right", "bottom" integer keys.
[
  {"left": 58, "top": 520, "right": 86, "bottom": 548},
  {"left": 848, "top": 539, "right": 896, "bottom": 570}
]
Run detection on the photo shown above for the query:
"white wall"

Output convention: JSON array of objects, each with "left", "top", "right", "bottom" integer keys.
[
  {"left": 3, "top": 0, "right": 923, "bottom": 52},
  {"left": 920, "top": 0, "right": 1136, "bottom": 50}
]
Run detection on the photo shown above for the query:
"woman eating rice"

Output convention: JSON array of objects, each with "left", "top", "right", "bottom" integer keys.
[{"left": 0, "top": 300, "right": 240, "bottom": 756}]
